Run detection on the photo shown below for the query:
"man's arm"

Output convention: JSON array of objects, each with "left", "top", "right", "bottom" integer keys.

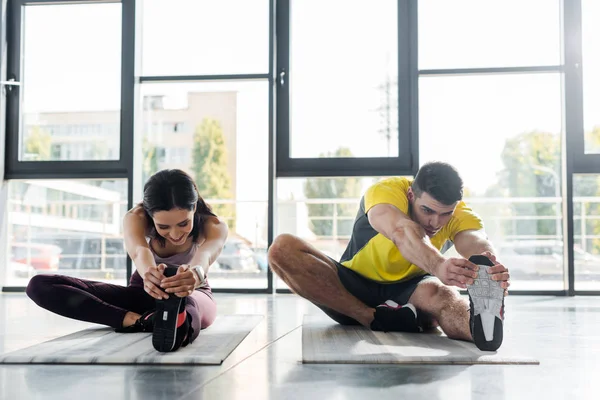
[
  {"left": 453, "top": 229, "right": 496, "bottom": 259},
  {"left": 367, "top": 203, "right": 478, "bottom": 287},
  {"left": 367, "top": 203, "right": 444, "bottom": 275},
  {"left": 454, "top": 229, "right": 510, "bottom": 291}
]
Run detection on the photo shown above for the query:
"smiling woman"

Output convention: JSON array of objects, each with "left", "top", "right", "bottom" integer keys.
[{"left": 25, "top": 169, "right": 228, "bottom": 353}]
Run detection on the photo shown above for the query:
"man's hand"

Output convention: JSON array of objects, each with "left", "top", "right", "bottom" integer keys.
[
  {"left": 160, "top": 265, "right": 197, "bottom": 297},
  {"left": 434, "top": 257, "right": 479, "bottom": 289},
  {"left": 481, "top": 251, "right": 511, "bottom": 296},
  {"left": 143, "top": 263, "right": 168, "bottom": 300}
]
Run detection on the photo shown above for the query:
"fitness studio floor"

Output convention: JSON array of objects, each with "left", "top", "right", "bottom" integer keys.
[{"left": 0, "top": 293, "right": 596, "bottom": 399}]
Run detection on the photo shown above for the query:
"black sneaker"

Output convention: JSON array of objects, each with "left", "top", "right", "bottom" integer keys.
[
  {"left": 370, "top": 300, "right": 421, "bottom": 333},
  {"left": 115, "top": 309, "right": 155, "bottom": 333},
  {"left": 467, "top": 255, "right": 505, "bottom": 351},
  {"left": 152, "top": 267, "right": 190, "bottom": 352}
]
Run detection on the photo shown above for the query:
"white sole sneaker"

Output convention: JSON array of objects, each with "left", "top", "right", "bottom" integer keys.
[{"left": 466, "top": 255, "right": 505, "bottom": 351}]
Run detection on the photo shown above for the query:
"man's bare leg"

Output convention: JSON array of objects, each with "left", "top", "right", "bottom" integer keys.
[
  {"left": 408, "top": 278, "right": 472, "bottom": 341},
  {"left": 268, "top": 234, "right": 375, "bottom": 327}
]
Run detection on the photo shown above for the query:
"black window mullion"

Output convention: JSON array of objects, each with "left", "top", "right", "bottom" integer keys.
[{"left": 275, "top": 0, "right": 290, "bottom": 175}]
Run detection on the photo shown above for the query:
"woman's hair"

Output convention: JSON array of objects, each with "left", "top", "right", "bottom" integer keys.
[{"left": 140, "top": 169, "right": 215, "bottom": 247}]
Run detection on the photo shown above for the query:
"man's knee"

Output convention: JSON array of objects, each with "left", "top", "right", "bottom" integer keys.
[
  {"left": 413, "top": 281, "right": 463, "bottom": 313},
  {"left": 267, "top": 233, "right": 299, "bottom": 267}
]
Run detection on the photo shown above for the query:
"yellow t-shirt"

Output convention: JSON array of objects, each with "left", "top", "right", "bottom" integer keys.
[{"left": 339, "top": 177, "right": 484, "bottom": 282}]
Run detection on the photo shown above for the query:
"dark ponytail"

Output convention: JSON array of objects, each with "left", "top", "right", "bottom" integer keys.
[{"left": 141, "top": 169, "right": 216, "bottom": 247}]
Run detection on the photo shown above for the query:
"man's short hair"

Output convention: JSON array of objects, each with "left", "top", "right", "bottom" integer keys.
[{"left": 412, "top": 162, "right": 464, "bottom": 205}]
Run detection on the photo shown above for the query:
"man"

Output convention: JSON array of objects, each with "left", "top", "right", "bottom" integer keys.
[{"left": 268, "top": 161, "right": 510, "bottom": 351}]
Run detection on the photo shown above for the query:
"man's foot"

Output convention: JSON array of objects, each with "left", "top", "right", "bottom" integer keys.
[
  {"left": 467, "top": 255, "right": 505, "bottom": 351},
  {"left": 115, "top": 310, "right": 155, "bottom": 333},
  {"left": 370, "top": 300, "right": 421, "bottom": 333}
]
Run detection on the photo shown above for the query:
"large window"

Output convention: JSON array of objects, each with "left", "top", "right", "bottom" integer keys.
[
  {"left": 276, "top": 0, "right": 417, "bottom": 177},
  {"left": 4, "top": 180, "right": 128, "bottom": 286},
  {"left": 289, "top": 0, "right": 398, "bottom": 159},
  {"left": 2, "top": 0, "right": 597, "bottom": 294},
  {"left": 20, "top": 3, "right": 121, "bottom": 162}
]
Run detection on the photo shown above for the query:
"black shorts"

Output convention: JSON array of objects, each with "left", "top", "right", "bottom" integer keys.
[{"left": 316, "top": 258, "right": 436, "bottom": 325}]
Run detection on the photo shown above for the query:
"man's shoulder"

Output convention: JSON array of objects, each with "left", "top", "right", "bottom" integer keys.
[
  {"left": 368, "top": 176, "right": 413, "bottom": 192},
  {"left": 446, "top": 200, "right": 484, "bottom": 231},
  {"left": 454, "top": 200, "right": 477, "bottom": 215}
]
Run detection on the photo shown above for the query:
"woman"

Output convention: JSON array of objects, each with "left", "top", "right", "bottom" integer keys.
[{"left": 26, "top": 169, "right": 227, "bottom": 352}]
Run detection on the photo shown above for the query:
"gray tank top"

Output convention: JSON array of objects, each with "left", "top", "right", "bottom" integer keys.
[
  {"left": 150, "top": 241, "right": 197, "bottom": 268},
  {"left": 129, "top": 240, "right": 199, "bottom": 287}
]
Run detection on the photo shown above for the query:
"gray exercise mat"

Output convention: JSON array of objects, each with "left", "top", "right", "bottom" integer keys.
[
  {"left": 302, "top": 315, "right": 539, "bottom": 365},
  {"left": 0, "top": 315, "right": 262, "bottom": 365}
]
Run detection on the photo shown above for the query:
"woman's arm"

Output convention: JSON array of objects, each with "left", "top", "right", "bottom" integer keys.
[
  {"left": 123, "top": 211, "right": 156, "bottom": 275},
  {"left": 123, "top": 210, "right": 168, "bottom": 299},
  {"left": 189, "top": 215, "right": 229, "bottom": 276}
]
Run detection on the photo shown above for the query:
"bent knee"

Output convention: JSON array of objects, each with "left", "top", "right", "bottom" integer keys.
[
  {"left": 433, "top": 284, "right": 461, "bottom": 303},
  {"left": 412, "top": 280, "right": 463, "bottom": 311},
  {"left": 267, "top": 234, "right": 300, "bottom": 264},
  {"left": 26, "top": 275, "right": 53, "bottom": 303}
]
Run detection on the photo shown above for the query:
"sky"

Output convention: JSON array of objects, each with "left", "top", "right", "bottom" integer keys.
[{"left": 19, "top": 0, "right": 600, "bottom": 203}]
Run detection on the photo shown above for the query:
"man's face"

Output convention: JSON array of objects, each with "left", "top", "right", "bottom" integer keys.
[{"left": 408, "top": 188, "right": 458, "bottom": 237}]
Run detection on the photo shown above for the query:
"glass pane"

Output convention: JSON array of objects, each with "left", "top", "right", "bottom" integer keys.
[
  {"left": 141, "top": 0, "right": 269, "bottom": 76},
  {"left": 583, "top": 0, "right": 600, "bottom": 154},
  {"left": 290, "top": 0, "right": 398, "bottom": 158},
  {"left": 275, "top": 176, "right": 384, "bottom": 289},
  {"left": 574, "top": 174, "right": 600, "bottom": 291},
  {"left": 21, "top": 4, "right": 121, "bottom": 161},
  {"left": 418, "top": 0, "right": 560, "bottom": 69},
  {"left": 138, "top": 81, "right": 269, "bottom": 289},
  {"left": 5, "top": 180, "right": 128, "bottom": 286},
  {"left": 420, "top": 74, "right": 564, "bottom": 290}
]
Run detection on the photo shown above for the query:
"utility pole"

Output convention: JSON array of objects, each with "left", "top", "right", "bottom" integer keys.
[{"left": 376, "top": 74, "right": 397, "bottom": 157}]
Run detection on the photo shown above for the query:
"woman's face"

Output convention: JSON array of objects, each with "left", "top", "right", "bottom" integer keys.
[{"left": 152, "top": 208, "right": 195, "bottom": 246}]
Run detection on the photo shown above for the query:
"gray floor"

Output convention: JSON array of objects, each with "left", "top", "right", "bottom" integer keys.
[{"left": 0, "top": 293, "right": 597, "bottom": 400}]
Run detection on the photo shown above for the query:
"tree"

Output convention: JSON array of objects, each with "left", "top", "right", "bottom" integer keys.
[
  {"left": 488, "top": 128, "right": 600, "bottom": 254},
  {"left": 484, "top": 131, "right": 561, "bottom": 237},
  {"left": 142, "top": 137, "right": 159, "bottom": 184},
  {"left": 24, "top": 127, "right": 51, "bottom": 160},
  {"left": 585, "top": 125, "right": 600, "bottom": 153},
  {"left": 303, "top": 147, "right": 364, "bottom": 237},
  {"left": 191, "top": 118, "right": 235, "bottom": 228}
]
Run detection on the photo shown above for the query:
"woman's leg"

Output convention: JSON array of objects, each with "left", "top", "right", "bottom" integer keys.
[
  {"left": 26, "top": 274, "right": 155, "bottom": 329},
  {"left": 184, "top": 289, "right": 217, "bottom": 343}
]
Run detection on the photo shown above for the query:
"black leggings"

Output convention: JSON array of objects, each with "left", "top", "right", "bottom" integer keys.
[{"left": 26, "top": 274, "right": 217, "bottom": 341}]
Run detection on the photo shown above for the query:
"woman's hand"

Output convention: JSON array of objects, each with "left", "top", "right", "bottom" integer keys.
[
  {"left": 160, "top": 265, "right": 197, "bottom": 297},
  {"left": 143, "top": 263, "right": 168, "bottom": 300}
]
